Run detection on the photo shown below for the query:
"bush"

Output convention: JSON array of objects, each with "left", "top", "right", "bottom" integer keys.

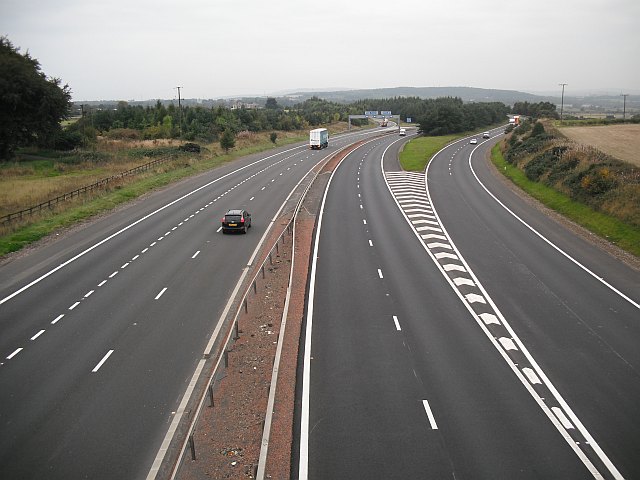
[
  {"left": 178, "top": 142, "right": 201, "bottom": 153},
  {"left": 568, "top": 166, "right": 619, "bottom": 198},
  {"left": 504, "top": 132, "right": 553, "bottom": 164},
  {"left": 54, "top": 130, "right": 83, "bottom": 151},
  {"left": 127, "top": 146, "right": 178, "bottom": 158},
  {"left": 106, "top": 128, "right": 141, "bottom": 140},
  {"left": 531, "top": 121, "right": 545, "bottom": 137},
  {"left": 524, "top": 151, "right": 556, "bottom": 181}
]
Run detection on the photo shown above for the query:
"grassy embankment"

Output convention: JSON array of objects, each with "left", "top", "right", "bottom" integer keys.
[
  {"left": 398, "top": 128, "right": 640, "bottom": 258},
  {"left": 0, "top": 128, "right": 323, "bottom": 256},
  {"left": 491, "top": 144, "right": 640, "bottom": 257}
]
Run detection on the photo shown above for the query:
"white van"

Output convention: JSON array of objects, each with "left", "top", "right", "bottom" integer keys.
[{"left": 399, "top": 128, "right": 406, "bottom": 136}]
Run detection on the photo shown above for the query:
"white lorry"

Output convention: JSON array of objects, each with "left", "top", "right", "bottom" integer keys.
[{"left": 309, "top": 128, "right": 329, "bottom": 150}]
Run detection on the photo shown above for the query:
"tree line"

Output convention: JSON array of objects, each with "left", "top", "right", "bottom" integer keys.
[
  {"left": 1, "top": 34, "right": 562, "bottom": 160},
  {"left": 68, "top": 96, "right": 369, "bottom": 145}
]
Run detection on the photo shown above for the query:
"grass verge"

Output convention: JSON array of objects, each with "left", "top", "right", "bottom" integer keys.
[
  {"left": 399, "top": 134, "right": 461, "bottom": 171},
  {"left": 0, "top": 134, "right": 307, "bottom": 256},
  {"left": 491, "top": 144, "right": 640, "bottom": 257}
]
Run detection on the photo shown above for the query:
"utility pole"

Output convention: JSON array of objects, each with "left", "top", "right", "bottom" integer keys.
[
  {"left": 559, "top": 83, "right": 567, "bottom": 124},
  {"left": 176, "top": 86, "right": 182, "bottom": 136},
  {"left": 80, "top": 104, "right": 86, "bottom": 147},
  {"left": 621, "top": 93, "right": 628, "bottom": 121}
]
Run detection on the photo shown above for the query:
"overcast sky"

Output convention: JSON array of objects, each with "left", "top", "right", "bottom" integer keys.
[{"left": 2, "top": 0, "right": 638, "bottom": 101}]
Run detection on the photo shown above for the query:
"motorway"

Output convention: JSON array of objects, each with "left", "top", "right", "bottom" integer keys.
[
  {"left": 299, "top": 130, "right": 639, "bottom": 479},
  {"left": 0, "top": 128, "right": 384, "bottom": 479}
]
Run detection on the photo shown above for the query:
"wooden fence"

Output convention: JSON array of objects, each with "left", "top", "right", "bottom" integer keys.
[{"left": 1, "top": 155, "right": 176, "bottom": 224}]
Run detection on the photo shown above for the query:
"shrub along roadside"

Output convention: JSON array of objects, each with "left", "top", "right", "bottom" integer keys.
[
  {"left": 491, "top": 144, "right": 640, "bottom": 257},
  {"left": 0, "top": 133, "right": 307, "bottom": 256}
]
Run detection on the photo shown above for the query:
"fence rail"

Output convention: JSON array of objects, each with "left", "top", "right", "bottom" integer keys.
[{"left": 1, "top": 154, "right": 178, "bottom": 224}]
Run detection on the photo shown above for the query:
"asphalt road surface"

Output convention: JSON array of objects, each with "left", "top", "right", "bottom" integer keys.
[
  {"left": 300, "top": 129, "right": 639, "bottom": 479},
  {"left": 0, "top": 128, "right": 386, "bottom": 479}
]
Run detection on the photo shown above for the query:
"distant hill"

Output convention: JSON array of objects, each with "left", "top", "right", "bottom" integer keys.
[
  {"left": 279, "top": 86, "right": 547, "bottom": 105},
  {"left": 75, "top": 86, "right": 638, "bottom": 115}
]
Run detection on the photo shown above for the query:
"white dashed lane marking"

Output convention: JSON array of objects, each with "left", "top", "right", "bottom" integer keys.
[
  {"left": 92, "top": 350, "right": 114, "bottom": 373},
  {"left": 384, "top": 169, "right": 620, "bottom": 478},
  {"left": 2, "top": 144, "right": 314, "bottom": 368}
]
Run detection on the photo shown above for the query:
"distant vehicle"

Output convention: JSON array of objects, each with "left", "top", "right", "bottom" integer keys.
[
  {"left": 221, "top": 209, "right": 251, "bottom": 234},
  {"left": 470, "top": 138, "right": 478, "bottom": 144},
  {"left": 380, "top": 118, "right": 388, "bottom": 127},
  {"left": 399, "top": 128, "right": 406, "bottom": 136},
  {"left": 482, "top": 132, "right": 490, "bottom": 138},
  {"left": 309, "top": 128, "right": 329, "bottom": 150},
  {"left": 509, "top": 115, "right": 521, "bottom": 126}
]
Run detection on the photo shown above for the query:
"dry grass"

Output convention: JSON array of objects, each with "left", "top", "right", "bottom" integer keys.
[
  {"left": 0, "top": 123, "right": 359, "bottom": 222},
  {"left": 0, "top": 130, "right": 301, "bottom": 218},
  {"left": 559, "top": 124, "right": 640, "bottom": 167}
]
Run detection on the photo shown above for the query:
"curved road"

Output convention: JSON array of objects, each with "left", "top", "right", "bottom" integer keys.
[
  {"left": 0, "top": 128, "right": 386, "bottom": 479},
  {"left": 300, "top": 129, "right": 639, "bottom": 478}
]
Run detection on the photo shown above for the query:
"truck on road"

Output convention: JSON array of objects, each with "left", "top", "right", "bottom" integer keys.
[{"left": 309, "top": 128, "right": 329, "bottom": 149}]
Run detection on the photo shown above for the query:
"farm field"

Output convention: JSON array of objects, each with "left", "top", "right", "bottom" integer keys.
[{"left": 560, "top": 124, "right": 640, "bottom": 166}]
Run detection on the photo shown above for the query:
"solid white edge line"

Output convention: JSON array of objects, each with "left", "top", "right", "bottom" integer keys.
[
  {"left": 152, "top": 137, "right": 370, "bottom": 480},
  {"left": 92, "top": 349, "right": 114, "bottom": 373},
  {"left": 299, "top": 138, "right": 381, "bottom": 479},
  {"left": 467, "top": 148, "right": 639, "bottom": 310},
  {"left": 0, "top": 142, "right": 318, "bottom": 307},
  {"left": 466, "top": 142, "right": 629, "bottom": 479},
  {"left": 422, "top": 400, "right": 438, "bottom": 429},
  {"left": 382, "top": 134, "right": 613, "bottom": 479}
]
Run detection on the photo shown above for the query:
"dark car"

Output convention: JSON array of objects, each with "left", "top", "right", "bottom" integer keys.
[{"left": 221, "top": 209, "right": 251, "bottom": 234}]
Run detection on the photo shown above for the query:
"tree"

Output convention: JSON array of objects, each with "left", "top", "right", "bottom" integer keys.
[
  {"left": 265, "top": 97, "right": 279, "bottom": 109},
  {"left": 220, "top": 129, "right": 235, "bottom": 152},
  {"left": 270, "top": 132, "right": 278, "bottom": 144},
  {"left": 0, "top": 36, "right": 72, "bottom": 159}
]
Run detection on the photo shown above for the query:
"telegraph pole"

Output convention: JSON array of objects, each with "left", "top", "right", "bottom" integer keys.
[
  {"left": 621, "top": 93, "right": 628, "bottom": 121},
  {"left": 559, "top": 83, "right": 567, "bottom": 124},
  {"left": 176, "top": 86, "right": 183, "bottom": 136}
]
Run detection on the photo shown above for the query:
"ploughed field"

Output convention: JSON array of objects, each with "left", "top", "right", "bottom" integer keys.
[{"left": 560, "top": 124, "right": 640, "bottom": 166}]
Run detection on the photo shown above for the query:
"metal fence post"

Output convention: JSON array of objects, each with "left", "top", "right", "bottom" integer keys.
[{"left": 189, "top": 434, "right": 196, "bottom": 460}]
